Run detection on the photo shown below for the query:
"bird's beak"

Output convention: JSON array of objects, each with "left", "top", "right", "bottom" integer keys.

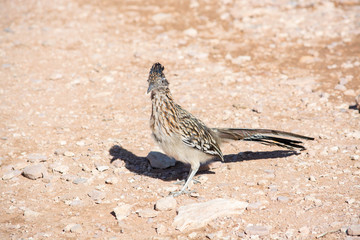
[{"left": 147, "top": 82, "right": 154, "bottom": 94}]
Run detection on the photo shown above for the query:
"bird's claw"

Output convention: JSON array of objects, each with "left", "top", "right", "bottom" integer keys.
[{"left": 170, "top": 189, "right": 196, "bottom": 197}]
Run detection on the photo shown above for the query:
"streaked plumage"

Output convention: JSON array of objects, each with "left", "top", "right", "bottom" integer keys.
[{"left": 147, "top": 62, "right": 314, "bottom": 196}]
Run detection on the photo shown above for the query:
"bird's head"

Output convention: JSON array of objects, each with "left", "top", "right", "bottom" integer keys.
[{"left": 147, "top": 62, "right": 169, "bottom": 94}]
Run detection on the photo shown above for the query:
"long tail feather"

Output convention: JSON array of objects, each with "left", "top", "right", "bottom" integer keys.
[{"left": 212, "top": 128, "right": 314, "bottom": 150}]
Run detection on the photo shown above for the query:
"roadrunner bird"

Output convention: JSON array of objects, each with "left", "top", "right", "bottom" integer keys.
[{"left": 147, "top": 62, "right": 314, "bottom": 196}]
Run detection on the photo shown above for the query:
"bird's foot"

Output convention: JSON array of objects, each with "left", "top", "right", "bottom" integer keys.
[
  {"left": 170, "top": 189, "right": 196, "bottom": 197},
  {"left": 173, "top": 178, "right": 200, "bottom": 185}
]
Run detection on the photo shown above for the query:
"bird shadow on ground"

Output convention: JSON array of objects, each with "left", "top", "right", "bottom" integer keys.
[{"left": 109, "top": 145, "right": 299, "bottom": 182}]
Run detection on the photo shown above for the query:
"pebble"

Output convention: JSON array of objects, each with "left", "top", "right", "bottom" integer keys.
[
  {"left": 309, "top": 176, "right": 317, "bottom": 182},
  {"left": 65, "top": 197, "right": 83, "bottom": 206},
  {"left": 22, "top": 164, "right": 47, "bottom": 180},
  {"left": 73, "top": 178, "right": 87, "bottom": 184},
  {"left": 70, "top": 224, "right": 83, "bottom": 233},
  {"left": 54, "top": 149, "right": 66, "bottom": 155},
  {"left": 76, "top": 140, "right": 85, "bottom": 146},
  {"left": 2, "top": 170, "right": 22, "bottom": 180},
  {"left": 351, "top": 155, "right": 359, "bottom": 161},
  {"left": 335, "top": 84, "right": 347, "bottom": 91},
  {"left": 299, "top": 55, "right": 315, "bottom": 64},
  {"left": 136, "top": 208, "right": 159, "bottom": 218},
  {"left": 345, "top": 89, "right": 356, "bottom": 96},
  {"left": 156, "top": 224, "right": 167, "bottom": 235},
  {"left": 246, "top": 202, "right": 263, "bottom": 210},
  {"left": 348, "top": 225, "right": 360, "bottom": 236},
  {"left": 277, "top": 196, "right": 289, "bottom": 203},
  {"left": 63, "top": 151, "right": 75, "bottom": 157},
  {"left": 27, "top": 153, "right": 47, "bottom": 162},
  {"left": 88, "top": 190, "right": 106, "bottom": 203},
  {"left": 102, "top": 76, "right": 114, "bottom": 83},
  {"left": 231, "top": 55, "right": 252, "bottom": 65},
  {"left": 23, "top": 209, "right": 40, "bottom": 219},
  {"left": 330, "top": 146, "right": 339, "bottom": 152},
  {"left": 245, "top": 224, "right": 270, "bottom": 236},
  {"left": 146, "top": 151, "right": 176, "bottom": 169},
  {"left": 173, "top": 198, "right": 248, "bottom": 231},
  {"left": 346, "top": 198, "right": 356, "bottom": 204},
  {"left": 64, "top": 223, "right": 82, "bottom": 233},
  {"left": 105, "top": 177, "right": 118, "bottom": 184},
  {"left": 95, "top": 163, "right": 109, "bottom": 172},
  {"left": 53, "top": 165, "right": 69, "bottom": 174},
  {"left": 152, "top": 13, "right": 172, "bottom": 23},
  {"left": 155, "top": 196, "right": 177, "bottom": 211},
  {"left": 257, "top": 179, "right": 268, "bottom": 186},
  {"left": 299, "top": 226, "right": 310, "bottom": 236},
  {"left": 183, "top": 28, "right": 198, "bottom": 37},
  {"left": 49, "top": 73, "right": 63, "bottom": 80},
  {"left": 111, "top": 160, "right": 125, "bottom": 168},
  {"left": 113, "top": 203, "right": 133, "bottom": 222}
]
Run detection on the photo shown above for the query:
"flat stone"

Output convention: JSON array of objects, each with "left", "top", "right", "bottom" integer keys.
[
  {"left": 23, "top": 164, "right": 47, "bottom": 180},
  {"left": 95, "top": 163, "right": 109, "bottom": 172},
  {"left": 173, "top": 198, "right": 248, "bottom": 231},
  {"left": 155, "top": 196, "right": 177, "bottom": 211},
  {"left": 113, "top": 203, "right": 133, "bottom": 222},
  {"left": 88, "top": 190, "right": 105, "bottom": 202},
  {"left": 63, "top": 151, "right": 75, "bottom": 157},
  {"left": 137, "top": 208, "right": 159, "bottom": 218},
  {"left": 245, "top": 224, "right": 270, "bottom": 236},
  {"left": 63, "top": 223, "right": 77, "bottom": 232},
  {"left": 277, "top": 196, "right": 289, "bottom": 203},
  {"left": 53, "top": 165, "right": 69, "bottom": 174},
  {"left": 246, "top": 202, "right": 263, "bottom": 210},
  {"left": 73, "top": 178, "right": 87, "bottom": 184},
  {"left": 152, "top": 13, "right": 172, "bottom": 23},
  {"left": 147, "top": 151, "right": 176, "bottom": 169},
  {"left": 2, "top": 170, "right": 22, "bottom": 180},
  {"left": 156, "top": 224, "right": 167, "bottom": 235},
  {"left": 299, "top": 55, "right": 315, "bottom": 64},
  {"left": 105, "top": 177, "right": 118, "bottom": 184},
  {"left": 24, "top": 209, "right": 40, "bottom": 219},
  {"left": 27, "top": 154, "right": 47, "bottom": 162},
  {"left": 348, "top": 225, "right": 360, "bottom": 236},
  {"left": 183, "top": 28, "right": 197, "bottom": 37},
  {"left": 70, "top": 224, "right": 83, "bottom": 233}
]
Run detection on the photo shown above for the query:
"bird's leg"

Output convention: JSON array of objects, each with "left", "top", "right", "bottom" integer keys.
[{"left": 171, "top": 164, "right": 199, "bottom": 197}]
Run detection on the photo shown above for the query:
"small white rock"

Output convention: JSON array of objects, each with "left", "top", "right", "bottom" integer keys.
[
  {"left": 70, "top": 224, "right": 83, "bottom": 233},
  {"left": 63, "top": 151, "right": 75, "bottom": 157},
  {"left": 309, "top": 176, "right": 317, "bottom": 182},
  {"left": 2, "top": 170, "right": 22, "bottom": 180},
  {"left": 24, "top": 209, "right": 40, "bottom": 219},
  {"left": 105, "top": 177, "right": 118, "bottom": 184},
  {"left": 136, "top": 208, "right": 159, "bottom": 218},
  {"left": 245, "top": 224, "right": 270, "bottom": 236},
  {"left": 155, "top": 196, "right": 177, "bottom": 211},
  {"left": 53, "top": 165, "right": 69, "bottom": 174},
  {"left": 113, "top": 203, "right": 133, "bottom": 222},
  {"left": 95, "top": 163, "right": 109, "bottom": 172},
  {"left": 347, "top": 224, "right": 360, "bottom": 236},
  {"left": 88, "top": 190, "right": 106, "bottom": 202},
  {"left": 23, "top": 164, "right": 47, "bottom": 180},
  {"left": 184, "top": 28, "right": 198, "bottom": 37}
]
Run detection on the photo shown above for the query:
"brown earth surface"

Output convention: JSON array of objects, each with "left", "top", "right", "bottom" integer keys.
[{"left": 1, "top": 0, "right": 360, "bottom": 239}]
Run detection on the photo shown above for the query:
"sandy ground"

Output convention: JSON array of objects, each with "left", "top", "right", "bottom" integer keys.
[{"left": 1, "top": 0, "right": 360, "bottom": 239}]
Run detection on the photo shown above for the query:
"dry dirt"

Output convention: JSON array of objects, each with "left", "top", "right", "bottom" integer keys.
[{"left": 1, "top": 0, "right": 360, "bottom": 239}]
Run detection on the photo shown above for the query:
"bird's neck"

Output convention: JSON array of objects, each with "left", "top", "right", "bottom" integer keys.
[{"left": 151, "top": 88, "right": 173, "bottom": 103}]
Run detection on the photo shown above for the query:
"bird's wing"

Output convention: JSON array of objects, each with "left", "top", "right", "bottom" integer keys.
[{"left": 177, "top": 107, "right": 224, "bottom": 161}]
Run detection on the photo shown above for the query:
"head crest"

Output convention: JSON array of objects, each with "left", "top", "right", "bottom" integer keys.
[{"left": 150, "top": 62, "right": 164, "bottom": 76}]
